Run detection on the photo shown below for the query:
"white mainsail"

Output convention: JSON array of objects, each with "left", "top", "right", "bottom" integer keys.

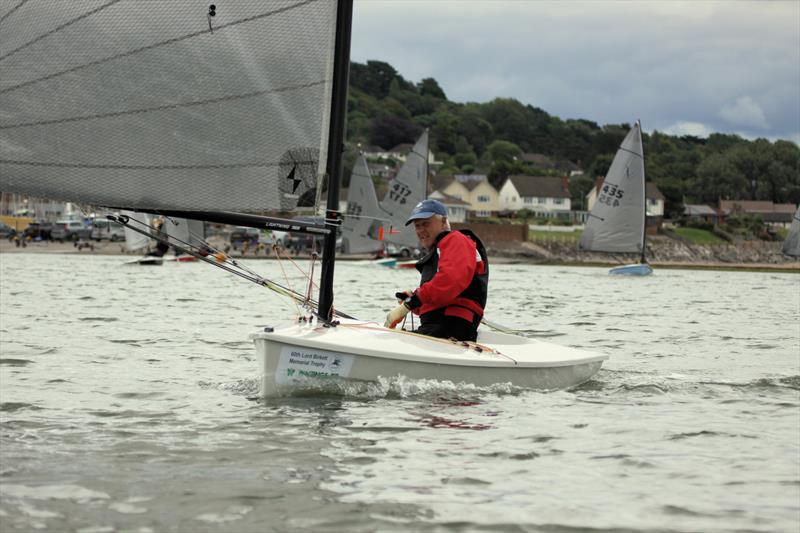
[
  {"left": 782, "top": 206, "right": 800, "bottom": 257},
  {"left": 0, "top": 1, "right": 337, "bottom": 213},
  {"left": 340, "top": 154, "right": 383, "bottom": 254},
  {"left": 378, "top": 130, "right": 429, "bottom": 248},
  {"left": 580, "top": 122, "right": 646, "bottom": 254}
]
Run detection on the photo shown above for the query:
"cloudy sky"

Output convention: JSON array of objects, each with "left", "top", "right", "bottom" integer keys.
[{"left": 351, "top": 0, "right": 800, "bottom": 144}]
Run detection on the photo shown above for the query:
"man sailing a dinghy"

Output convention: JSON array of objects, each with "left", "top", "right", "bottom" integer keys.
[{"left": 384, "top": 199, "right": 488, "bottom": 342}]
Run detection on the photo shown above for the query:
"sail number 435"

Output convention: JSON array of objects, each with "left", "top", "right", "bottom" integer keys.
[{"left": 599, "top": 183, "right": 624, "bottom": 207}]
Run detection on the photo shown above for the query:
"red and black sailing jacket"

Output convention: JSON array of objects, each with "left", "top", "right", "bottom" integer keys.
[{"left": 410, "top": 229, "right": 488, "bottom": 325}]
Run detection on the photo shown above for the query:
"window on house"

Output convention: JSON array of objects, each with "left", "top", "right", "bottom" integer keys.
[
  {"left": 537, "top": 197, "right": 546, "bottom": 204},
  {"left": 477, "top": 195, "right": 490, "bottom": 203},
  {"left": 523, "top": 197, "right": 533, "bottom": 204},
  {"left": 648, "top": 199, "right": 658, "bottom": 206},
  {"left": 554, "top": 198, "right": 565, "bottom": 205},
  {"left": 476, "top": 210, "right": 490, "bottom": 217}
]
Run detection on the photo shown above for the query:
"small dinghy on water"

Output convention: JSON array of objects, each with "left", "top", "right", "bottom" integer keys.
[
  {"left": 0, "top": 0, "right": 607, "bottom": 396},
  {"left": 580, "top": 121, "right": 653, "bottom": 276},
  {"left": 781, "top": 207, "right": 800, "bottom": 258},
  {"left": 120, "top": 212, "right": 163, "bottom": 266}
]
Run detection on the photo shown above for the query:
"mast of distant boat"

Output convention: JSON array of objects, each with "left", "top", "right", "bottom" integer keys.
[{"left": 638, "top": 119, "right": 647, "bottom": 265}]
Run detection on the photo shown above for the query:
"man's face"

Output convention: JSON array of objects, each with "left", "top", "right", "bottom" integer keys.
[{"left": 413, "top": 216, "right": 447, "bottom": 250}]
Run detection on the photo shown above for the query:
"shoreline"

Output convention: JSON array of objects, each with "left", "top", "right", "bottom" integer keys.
[{"left": 2, "top": 239, "right": 798, "bottom": 272}]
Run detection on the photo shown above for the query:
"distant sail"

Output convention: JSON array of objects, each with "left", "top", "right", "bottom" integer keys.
[
  {"left": 0, "top": 2, "right": 337, "bottom": 213},
  {"left": 580, "top": 123, "right": 646, "bottom": 254},
  {"left": 340, "top": 154, "right": 383, "bottom": 254},
  {"left": 164, "top": 217, "right": 205, "bottom": 248},
  {"left": 782, "top": 206, "right": 800, "bottom": 257},
  {"left": 378, "top": 131, "right": 428, "bottom": 248},
  {"left": 121, "top": 211, "right": 152, "bottom": 252}
]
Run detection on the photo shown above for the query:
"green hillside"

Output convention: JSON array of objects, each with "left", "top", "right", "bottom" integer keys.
[{"left": 346, "top": 60, "right": 800, "bottom": 217}]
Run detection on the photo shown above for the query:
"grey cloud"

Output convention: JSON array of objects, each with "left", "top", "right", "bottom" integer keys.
[{"left": 352, "top": 0, "right": 799, "bottom": 142}]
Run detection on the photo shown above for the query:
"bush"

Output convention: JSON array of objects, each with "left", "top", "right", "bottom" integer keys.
[{"left": 681, "top": 217, "right": 715, "bottom": 231}]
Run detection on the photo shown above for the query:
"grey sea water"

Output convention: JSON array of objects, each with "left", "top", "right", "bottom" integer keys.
[{"left": 1, "top": 253, "right": 798, "bottom": 533}]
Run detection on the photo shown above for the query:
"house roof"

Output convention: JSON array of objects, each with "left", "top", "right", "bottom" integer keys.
[
  {"left": 463, "top": 179, "right": 490, "bottom": 192},
  {"left": 430, "top": 191, "right": 471, "bottom": 206},
  {"left": 684, "top": 204, "right": 717, "bottom": 216},
  {"left": 506, "top": 175, "right": 569, "bottom": 199},
  {"left": 429, "top": 174, "right": 456, "bottom": 192},
  {"left": 591, "top": 177, "right": 665, "bottom": 200},
  {"left": 520, "top": 153, "right": 554, "bottom": 167},
  {"left": 359, "top": 145, "right": 385, "bottom": 154},
  {"left": 719, "top": 200, "right": 797, "bottom": 214},
  {"left": 454, "top": 174, "right": 487, "bottom": 183},
  {"left": 387, "top": 143, "right": 413, "bottom": 154}
]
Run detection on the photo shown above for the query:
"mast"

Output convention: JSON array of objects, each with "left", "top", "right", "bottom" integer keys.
[
  {"left": 318, "top": 0, "right": 354, "bottom": 321},
  {"left": 638, "top": 120, "right": 647, "bottom": 264}
]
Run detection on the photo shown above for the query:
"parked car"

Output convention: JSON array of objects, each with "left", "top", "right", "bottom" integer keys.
[
  {"left": 229, "top": 226, "right": 261, "bottom": 249},
  {"left": 23, "top": 221, "right": 54, "bottom": 241},
  {"left": 51, "top": 220, "right": 92, "bottom": 241},
  {"left": 385, "top": 243, "right": 422, "bottom": 259},
  {"left": 91, "top": 218, "right": 126, "bottom": 241},
  {"left": 283, "top": 217, "right": 342, "bottom": 254},
  {"left": 0, "top": 221, "right": 17, "bottom": 239}
]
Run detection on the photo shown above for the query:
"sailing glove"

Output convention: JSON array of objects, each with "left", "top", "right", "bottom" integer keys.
[
  {"left": 395, "top": 289, "right": 421, "bottom": 309},
  {"left": 384, "top": 303, "right": 410, "bottom": 329}
]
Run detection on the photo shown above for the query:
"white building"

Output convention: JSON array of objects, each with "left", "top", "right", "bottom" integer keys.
[
  {"left": 428, "top": 191, "right": 470, "bottom": 223},
  {"left": 498, "top": 175, "right": 571, "bottom": 218},
  {"left": 439, "top": 175, "right": 500, "bottom": 218}
]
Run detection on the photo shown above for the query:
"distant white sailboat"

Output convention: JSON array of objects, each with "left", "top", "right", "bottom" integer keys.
[
  {"left": 377, "top": 130, "right": 429, "bottom": 254},
  {"left": 579, "top": 121, "right": 653, "bottom": 276},
  {"left": 340, "top": 154, "right": 384, "bottom": 255},
  {"left": 163, "top": 217, "right": 205, "bottom": 262},
  {"left": 121, "top": 211, "right": 163, "bottom": 266},
  {"left": 782, "top": 206, "right": 800, "bottom": 257}
]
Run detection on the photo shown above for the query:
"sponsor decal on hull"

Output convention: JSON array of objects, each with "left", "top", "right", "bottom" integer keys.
[{"left": 276, "top": 346, "right": 354, "bottom": 384}]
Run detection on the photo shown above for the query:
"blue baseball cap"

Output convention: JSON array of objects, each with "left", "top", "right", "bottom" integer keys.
[{"left": 405, "top": 199, "right": 448, "bottom": 226}]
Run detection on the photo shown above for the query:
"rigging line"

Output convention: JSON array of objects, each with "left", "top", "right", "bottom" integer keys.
[
  {"left": 0, "top": 80, "right": 327, "bottom": 130},
  {"left": 0, "top": 159, "right": 313, "bottom": 171},
  {"left": 274, "top": 246, "right": 302, "bottom": 316},
  {"left": 0, "top": 0, "right": 322, "bottom": 95},
  {"left": 617, "top": 146, "right": 643, "bottom": 159},
  {"left": 0, "top": 1, "right": 121, "bottom": 60},
  {"left": 115, "top": 214, "right": 318, "bottom": 309},
  {"left": 0, "top": 0, "right": 30, "bottom": 28}
]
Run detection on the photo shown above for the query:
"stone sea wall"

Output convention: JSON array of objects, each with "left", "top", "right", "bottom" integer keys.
[{"left": 488, "top": 235, "right": 798, "bottom": 267}]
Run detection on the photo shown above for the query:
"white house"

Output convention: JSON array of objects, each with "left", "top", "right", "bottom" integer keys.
[
  {"left": 498, "top": 175, "right": 571, "bottom": 218},
  {"left": 428, "top": 191, "right": 470, "bottom": 223},
  {"left": 439, "top": 175, "right": 500, "bottom": 218}
]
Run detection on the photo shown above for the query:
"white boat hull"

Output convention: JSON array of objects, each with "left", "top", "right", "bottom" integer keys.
[
  {"left": 609, "top": 263, "right": 653, "bottom": 276},
  {"left": 252, "top": 319, "right": 607, "bottom": 396}
]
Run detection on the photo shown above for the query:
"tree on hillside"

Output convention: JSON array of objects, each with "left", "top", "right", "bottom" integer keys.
[
  {"left": 486, "top": 139, "right": 522, "bottom": 163},
  {"left": 418, "top": 77, "right": 446, "bottom": 100},
  {"left": 487, "top": 159, "right": 529, "bottom": 190},
  {"left": 350, "top": 60, "right": 405, "bottom": 99},
  {"left": 369, "top": 115, "right": 422, "bottom": 150}
]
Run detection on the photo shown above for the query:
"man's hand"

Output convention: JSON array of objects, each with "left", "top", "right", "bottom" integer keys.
[
  {"left": 395, "top": 289, "right": 415, "bottom": 302},
  {"left": 384, "top": 303, "right": 411, "bottom": 328}
]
